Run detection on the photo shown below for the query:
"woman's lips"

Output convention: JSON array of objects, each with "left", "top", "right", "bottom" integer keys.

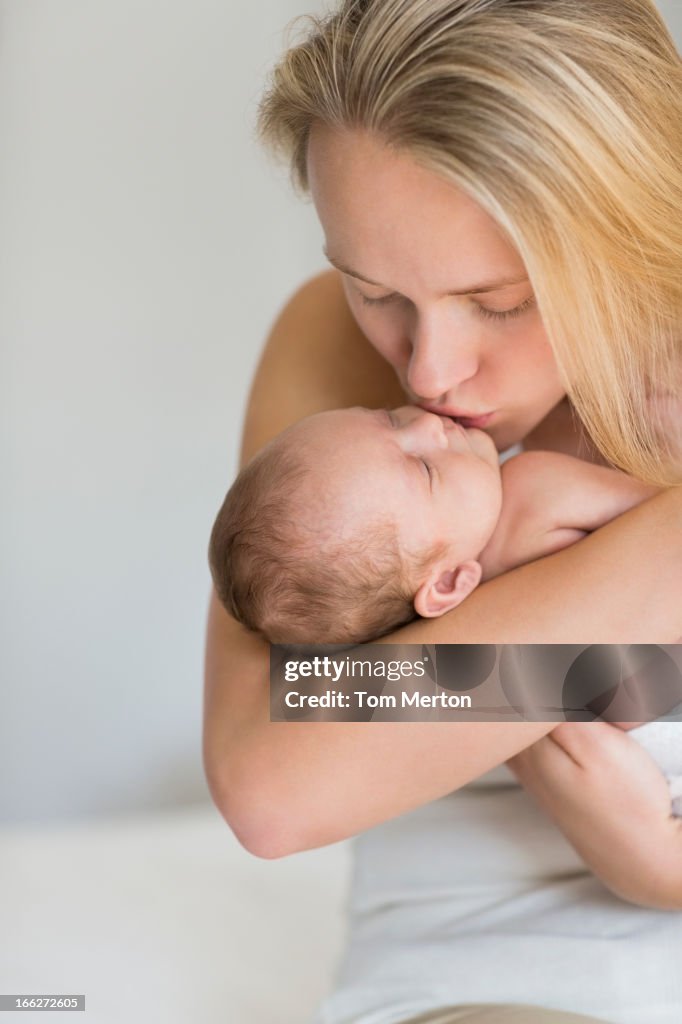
[
  {"left": 454, "top": 412, "right": 495, "bottom": 429},
  {"left": 419, "top": 404, "right": 496, "bottom": 430}
]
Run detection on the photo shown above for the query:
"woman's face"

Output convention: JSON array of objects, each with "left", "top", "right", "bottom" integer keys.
[{"left": 307, "top": 125, "right": 566, "bottom": 452}]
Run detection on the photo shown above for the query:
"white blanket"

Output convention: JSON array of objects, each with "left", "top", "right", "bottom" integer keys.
[{"left": 0, "top": 803, "right": 350, "bottom": 1024}]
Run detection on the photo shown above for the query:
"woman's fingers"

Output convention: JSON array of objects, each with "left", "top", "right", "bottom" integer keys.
[
  {"left": 510, "top": 721, "right": 674, "bottom": 825},
  {"left": 506, "top": 733, "right": 579, "bottom": 789},
  {"left": 548, "top": 720, "right": 619, "bottom": 765}
]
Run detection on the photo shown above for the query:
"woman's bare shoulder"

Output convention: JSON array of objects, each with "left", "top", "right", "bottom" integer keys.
[{"left": 240, "top": 269, "right": 405, "bottom": 463}]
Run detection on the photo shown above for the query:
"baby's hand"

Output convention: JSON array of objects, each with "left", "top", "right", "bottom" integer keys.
[{"left": 506, "top": 721, "right": 682, "bottom": 909}]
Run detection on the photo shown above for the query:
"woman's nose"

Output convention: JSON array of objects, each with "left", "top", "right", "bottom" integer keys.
[{"left": 405, "top": 317, "right": 480, "bottom": 401}]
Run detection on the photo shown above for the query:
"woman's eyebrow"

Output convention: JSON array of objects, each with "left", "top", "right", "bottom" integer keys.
[{"left": 324, "top": 249, "right": 528, "bottom": 296}]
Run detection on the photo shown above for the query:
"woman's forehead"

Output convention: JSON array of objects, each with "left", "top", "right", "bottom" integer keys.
[{"left": 308, "top": 124, "right": 526, "bottom": 292}]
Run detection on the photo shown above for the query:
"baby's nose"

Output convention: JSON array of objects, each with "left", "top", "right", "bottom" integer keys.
[{"left": 411, "top": 411, "right": 449, "bottom": 446}]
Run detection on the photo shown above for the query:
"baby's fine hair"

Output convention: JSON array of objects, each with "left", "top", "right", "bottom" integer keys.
[{"left": 208, "top": 439, "right": 447, "bottom": 644}]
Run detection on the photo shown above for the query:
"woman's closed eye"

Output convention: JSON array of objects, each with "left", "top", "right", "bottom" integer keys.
[
  {"left": 477, "top": 296, "right": 536, "bottom": 321},
  {"left": 358, "top": 291, "right": 536, "bottom": 321},
  {"left": 358, "top": 292, "right": 400, "bottom": 308}
]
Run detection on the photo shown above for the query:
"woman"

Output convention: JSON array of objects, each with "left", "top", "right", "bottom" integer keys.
[{"left": 203, "top": 1, "right": 682, "bottom": 1021}]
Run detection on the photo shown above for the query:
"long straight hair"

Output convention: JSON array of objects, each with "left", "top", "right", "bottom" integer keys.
[{"left": 258, "top": 0, "right": 682, "bottom": 482}]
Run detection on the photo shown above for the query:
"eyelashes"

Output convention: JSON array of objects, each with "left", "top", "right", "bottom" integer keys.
[
  {"left": 358, "top": 292, "right": 399, "bottom": 308},
  {"left": 358, "top": 291, "right": 536, "bottom": 321},
  {"left": 476, "top": 296, "right": 536, "bottom": 321}
]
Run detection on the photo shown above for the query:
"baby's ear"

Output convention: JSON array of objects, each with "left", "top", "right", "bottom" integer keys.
[{"left": 413, "top": 561, "right": 482, "bottom": 619}]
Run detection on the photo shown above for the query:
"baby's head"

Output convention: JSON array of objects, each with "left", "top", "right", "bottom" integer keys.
[{"left": 209, "top": 406, "right": 502, "bottom": 644}]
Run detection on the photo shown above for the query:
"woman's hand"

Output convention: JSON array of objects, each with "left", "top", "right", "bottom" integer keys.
[{"left": 506, "top": 721, "right": 682, "bottom": 909}]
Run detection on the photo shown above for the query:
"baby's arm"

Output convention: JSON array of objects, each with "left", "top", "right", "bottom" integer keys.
[{"left": 479, "top": 451, "right": 661, "bottom": 580}]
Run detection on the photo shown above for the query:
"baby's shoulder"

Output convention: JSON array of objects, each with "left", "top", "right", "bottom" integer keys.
[
  {"left": 501, "top": 449, "right": 589, "bottom": 480},
  {"left": 500, "top": 450, "right": 596, "bottom": 518},
  {"left": 500, "top": 448, "right": 566, "bottom": 485}
]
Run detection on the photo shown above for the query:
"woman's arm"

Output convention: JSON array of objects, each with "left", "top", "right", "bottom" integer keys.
[
  {"left": 204, "top": 270, "right": 682, "bottom": 859},
  {"left": 237, "top": 270, "right": 405, "bottom": 462},
  {"left": 507, "top": 722, "right": 682, "bottom": 910}
]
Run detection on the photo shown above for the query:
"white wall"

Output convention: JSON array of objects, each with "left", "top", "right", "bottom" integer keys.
[
  {"left": 2, "top": 0, "right": 680, "bottom": 824},
  {"left": 657, "top": 1, "right": 681, "bottom": 39},
  {"left": 0, "top": 0, "right": 325, "bottom": 823}
]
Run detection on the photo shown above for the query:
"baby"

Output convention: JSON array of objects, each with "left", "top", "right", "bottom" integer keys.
[
  {"left": 208, "top": 404, "right": 659, "bottom": 645},
  {"left": 208, "top": 404, "right": 682, "bottom": 818}
]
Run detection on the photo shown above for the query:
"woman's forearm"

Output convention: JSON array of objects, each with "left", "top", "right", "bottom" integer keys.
[
  {"left": 390, "top": 485, "right": 682, "bottom": 645},
  {"left": 203, "top": 488, "right": 682, "bottom": 859},
  {"left": 203, "top": 588, "right": 556, "bottom": 858},
  {"left": 506, "top": 722, "right": 682, "bottom": 911}
]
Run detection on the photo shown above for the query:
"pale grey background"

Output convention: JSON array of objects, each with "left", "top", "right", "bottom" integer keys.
[{"left": 1, "top": 0, "right": 680, "bottom": 823}]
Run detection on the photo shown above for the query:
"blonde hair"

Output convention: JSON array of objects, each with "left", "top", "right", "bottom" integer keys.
[
  {"left": 258, "top": 0, "right": 682, "bottom": 483},
  {"left": 208, "top": 436, "right": 449, "bottom": 644}
]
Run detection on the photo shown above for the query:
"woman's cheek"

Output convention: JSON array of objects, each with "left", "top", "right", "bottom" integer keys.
[
  {"left": 513, "top": 325, "right": 566, "bottom": 409},
  {"left": 366, "top": 323, "right": 409, "bottom": 373},
  {"left": 503, "top": 316, "right": 558, "bottom": 376},
  {"left": 347, "top": 300, "right": 409, "bottom": 370},
  {"left": 521, "top": 313, "right": 555, "bottom": 359}
]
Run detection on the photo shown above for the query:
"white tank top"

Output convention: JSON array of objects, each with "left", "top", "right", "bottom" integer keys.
[
  {"left": 313, "top": 757, "right": 682, "bottom": 1024},
  {"left": 312, "top": 446, "right": 682, "bottom": 1024}
]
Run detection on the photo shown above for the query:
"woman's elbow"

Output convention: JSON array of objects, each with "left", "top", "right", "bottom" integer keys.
[
  {"left": 204, "top": 759, "right": 308, "bottom": 859},
  {"left": 227, "top": 799, "right": 305, "bottom": 860}
]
